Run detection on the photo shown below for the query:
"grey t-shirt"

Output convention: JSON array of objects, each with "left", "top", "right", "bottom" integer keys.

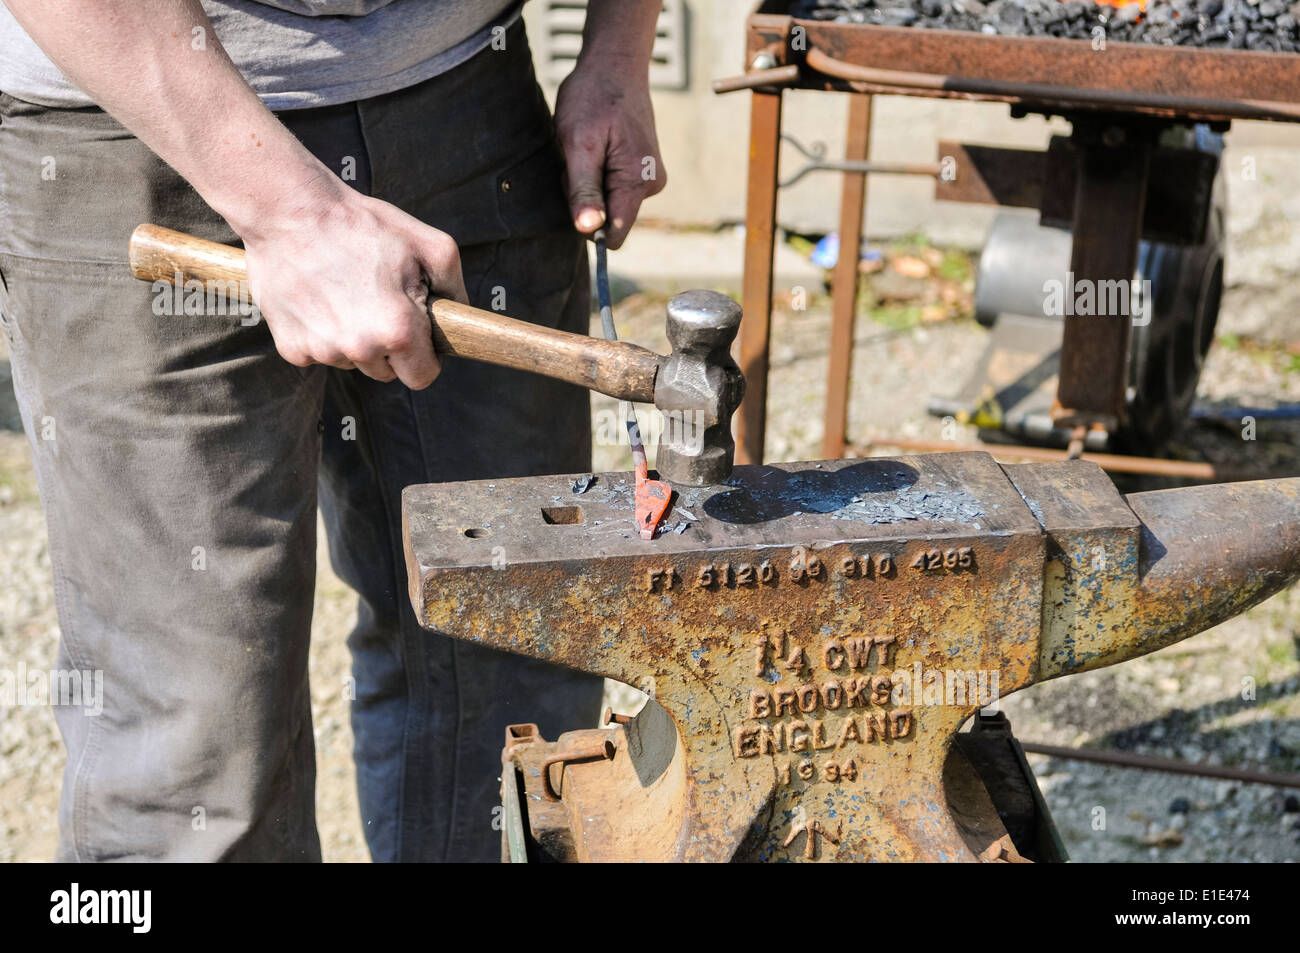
[{"left": 0, "top": 0, "right": 522, "bottom": 110}]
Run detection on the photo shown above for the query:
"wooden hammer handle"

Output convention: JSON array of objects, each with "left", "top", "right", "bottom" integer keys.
[{"left": 129, "top": 224, "right": 661, "bottom": 403}]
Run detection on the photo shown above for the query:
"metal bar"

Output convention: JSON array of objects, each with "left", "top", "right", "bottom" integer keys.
[
  {"left": 1191, "top": 404, "right": 1300, "bottom": 421},
  {"left": 1020, "top": 741, "right": 1300, "bottom": 791},
  {"left": 737, "top": 88, "right": 784, "bottom": 466},
  {"left": 501, "top": 767, "right": 530, "bottom": 862},
  {"left": 539, "top": 738, "right": 616, "bottom": 802},
  {"left": 798, "top": 36, "right": 1300, "bottom": 123},
  {"left": 780, "top": 158, "right": 937, "bottom": 188},
  {"left": 601, "top": 706, "right": 634, "bottom": 726},
  {"left": 777, "top": 131, "right": 936, "bottom": 187},
  {"left": 712, "top": 63, "right": 802, "bottom": 94},
  {"left": 934, "top": 141, "right": 1044, "bottom": 209},
  {"left": 1055, "top": 122, "right": 1152, "bottom": 428},
  {"left": 850, "top": 437, "right": 1270, "bottom": 482},
  {"left": 822, "top": 93, "right": 872, "bottom": 461},
  {"left": 594, "top": 229, "right": 670, "bottom": 537}
]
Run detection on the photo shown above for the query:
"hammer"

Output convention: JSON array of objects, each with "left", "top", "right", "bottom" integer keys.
[{"left": 128, "top": 224, "right": 745, "bottom": 486}]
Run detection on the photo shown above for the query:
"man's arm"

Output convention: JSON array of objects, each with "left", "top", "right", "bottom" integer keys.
[
  {"left": 3, "top": 0, "right": 460, "bottom": 388},
  {"left": 556, "top": 0, "right": 666, "bottom": 249}
]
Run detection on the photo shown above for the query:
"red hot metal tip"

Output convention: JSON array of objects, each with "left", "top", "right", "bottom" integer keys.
[{"left": 635, "top": 471, "right": 672, "bottom": 540}]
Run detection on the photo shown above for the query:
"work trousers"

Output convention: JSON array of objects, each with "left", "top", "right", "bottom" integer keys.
[{"left": 0, "top": 21, "right": 602, "bottom": 862}]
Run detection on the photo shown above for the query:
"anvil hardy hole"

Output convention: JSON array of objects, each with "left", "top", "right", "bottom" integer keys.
[
  {"left": 463, "top": 527, "right": 491, "bottom": 539},
  {"left": 540, "top": 505, "right": 584, "bottom": 525}
]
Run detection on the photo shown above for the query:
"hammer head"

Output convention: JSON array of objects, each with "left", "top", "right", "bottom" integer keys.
[{"left": 653, "top": 290, "right": 745, "bottom": 486}]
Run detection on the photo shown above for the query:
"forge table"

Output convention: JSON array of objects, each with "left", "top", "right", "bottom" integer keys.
[{"left": 722, "top": 1, "right": 1300, "bottom": 464}]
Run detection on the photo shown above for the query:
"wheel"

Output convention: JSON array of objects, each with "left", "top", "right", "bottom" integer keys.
[{"left": 1112, "top": 173, "right": 1225, "bottom": 454}]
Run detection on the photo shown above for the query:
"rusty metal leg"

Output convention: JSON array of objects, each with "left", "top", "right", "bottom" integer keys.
[
  {"left": 822, "top": 93, "right": 873, "bottom": 460},
  {"left": 1055, "top": 120, "right": 1153, "bottom": 431},
  {"left": 737, "top": 88, "right": 783, "bottom": 466}
]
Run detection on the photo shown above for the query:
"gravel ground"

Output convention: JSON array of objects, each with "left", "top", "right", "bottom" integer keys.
[{"left": 3, "top": 151, "right": 1300, "bottom": 863}]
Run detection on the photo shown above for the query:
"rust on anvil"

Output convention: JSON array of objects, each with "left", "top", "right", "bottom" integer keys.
[{"left": 402, "top": 453, "right": 1300, "bottom": 862}]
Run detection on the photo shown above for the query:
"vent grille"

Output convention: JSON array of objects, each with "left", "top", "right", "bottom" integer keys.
[{"left": 533, "top": 1, "right": 688, "bottom": 90}]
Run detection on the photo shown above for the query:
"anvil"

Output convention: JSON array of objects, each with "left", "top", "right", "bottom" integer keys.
[{"left": 402, "top": 453, "right": 1300, "bottom": 862}]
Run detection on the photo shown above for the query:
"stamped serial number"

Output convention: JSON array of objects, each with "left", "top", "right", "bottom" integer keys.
[
  {"left": 642, "top": 545, "right": 978, "bottom": 591},
  {"left": 911, "top": 547, "right": 975, "bottom": 571}
]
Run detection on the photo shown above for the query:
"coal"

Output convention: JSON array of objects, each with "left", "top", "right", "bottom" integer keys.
[
  {"left": 1115, "top": 2, "right": 1144, "bottom": 22},
  {"left": 789, "top": 0, "right": 1300, "bottom": 50}
]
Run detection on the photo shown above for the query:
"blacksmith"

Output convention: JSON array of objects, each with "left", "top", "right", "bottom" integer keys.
[{"left": 0, "top": 0, "right": 665, "bottom": 861}]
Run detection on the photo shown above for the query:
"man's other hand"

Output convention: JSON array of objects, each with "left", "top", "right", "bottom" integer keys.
[{"left": 555, "top": 63, "right": 666, "bottom": 250}]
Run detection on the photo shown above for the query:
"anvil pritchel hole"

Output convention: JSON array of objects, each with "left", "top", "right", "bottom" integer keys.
[
  {"left": 463, "top": 527, "right": 491, "bottom": 539},
  {"left": 540, "top": 505, "right": 584, "bottom": 525}
]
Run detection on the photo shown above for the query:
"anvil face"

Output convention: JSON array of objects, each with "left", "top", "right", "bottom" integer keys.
[
  {"left": 405, "top": 451, "right": 1040, "bottom": 561},
  {"left": 402, "top": 454, "right": 1300, "bottom": 861}
]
